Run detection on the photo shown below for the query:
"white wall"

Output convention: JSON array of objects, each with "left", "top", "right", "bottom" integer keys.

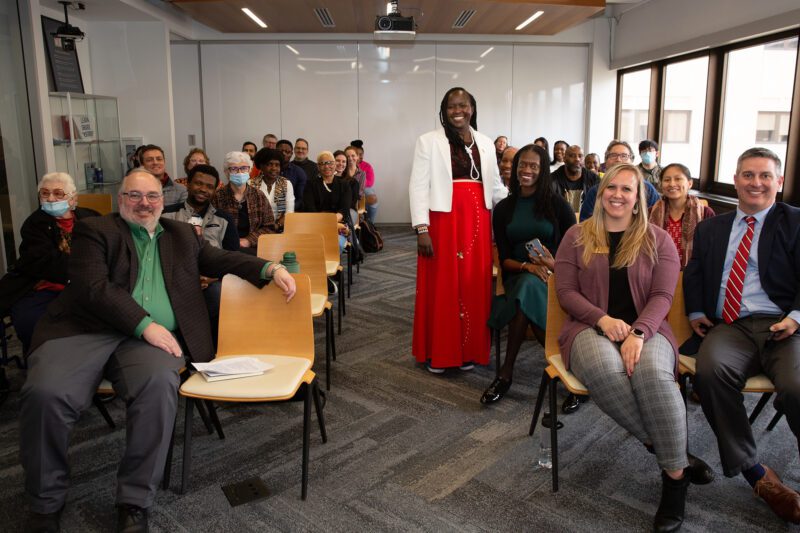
[
  {"left": 173, "top": 40, "right": 594, "bottom": 223},
  {"left": 170, "top": 42, "right": 202, "bottom": 168},
  {"left": 87, "top": 21, "right": 177, "bottom": 176},
  {"left": 613, "top": 0, "right": 800, "bottom": 68}
]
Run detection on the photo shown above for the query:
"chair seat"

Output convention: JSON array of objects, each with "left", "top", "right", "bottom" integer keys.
[
  {"left": 181, "top": 355, "right": 311, "bottom": 400},
  {"left": 546, "top": 353, "right": 588, "bottom": 395},
  {"left": 678, "top": 355, "right": 775, "bottom": 391},
  {"left": 325, "top": 260, "right": 339, "bottom": 276},
  {"left": 97, "top": 378, "right": 114, "bottom": 394},
  {"left": 311, "top": 293, "right": 327, "bottom": 316},
  {"left": 492, "top": 265, "right": 498, "bottom": 277}
]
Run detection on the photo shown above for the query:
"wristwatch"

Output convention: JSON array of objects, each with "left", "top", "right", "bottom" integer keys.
[
  {"left": 630, "top": 328, "right": 645, "bottom": 339},
  {"left": 415, "top": 225, "right": 429, "bottom": 235}
]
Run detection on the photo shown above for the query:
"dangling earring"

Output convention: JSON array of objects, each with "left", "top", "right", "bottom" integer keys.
[{"left": 632, "top": 204, "right": 639, "bottom": 215}]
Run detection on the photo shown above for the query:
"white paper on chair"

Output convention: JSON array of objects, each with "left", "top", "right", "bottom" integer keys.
[{"left": 192, "top": 357, "right": 274, "bottom": 378}]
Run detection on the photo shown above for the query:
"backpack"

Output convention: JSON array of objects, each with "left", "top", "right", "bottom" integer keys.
[{"left": 359, "top": 218, "right": 384, "bottom": 253}]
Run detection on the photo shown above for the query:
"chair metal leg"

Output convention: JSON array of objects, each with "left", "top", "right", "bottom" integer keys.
[
  {"left": 494, "top": 328, "right": 501, "bottom": 378},
  {"left": 549, "top": 378, "right": 560, "bottom": 493},
  {"left": 346, "top": 248, "right": 352, "bottom": 298},
  {"left": 338, "top": 270, "right": 346, "bottom": 326},
  {"left": 529, "top": 370, "right": 550, "bottom": 436},
  {"left": 195, "top": 399, "right": 214, "bottom": 435},
  {"left": 205, "top": 400, "right": 225, "bottom": 439},
  {"left": 330, "top": 309, "right": 337, "bottom": 363},
  {"left": 93, "top": 394, "right": 116, "bottom": 430},
  {"left": 749, "top": 392, "right": 773, "bottom": 424},
  {"left": 324, "top": 309, "right": 332, "bottom": 390},
  {"left": 180, "top": 397, "right": 195, "bottom": 494},
  {"left": 301, "top": 383, "right": 311, "bottom": 500},
  {"left": 312, "top": 380, "right": 327, "bottom": 443},
  {"left": 162, "top": 412, "right": 178, "bottom": 489},
  {"left": 766, "top": 409, "right": 783, "bottom": 431}
]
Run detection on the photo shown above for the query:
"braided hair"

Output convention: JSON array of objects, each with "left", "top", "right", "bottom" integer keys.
[{"left": 438, "top": 87, "right": 478, "bottom": 147}]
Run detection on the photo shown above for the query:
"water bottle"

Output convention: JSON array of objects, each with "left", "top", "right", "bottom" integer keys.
[
  {"left": 538, "top": 414, "right": 562, "bottom": 469},
  {"left": 281, "top": 251, "right": 300, "bottom": 273}
]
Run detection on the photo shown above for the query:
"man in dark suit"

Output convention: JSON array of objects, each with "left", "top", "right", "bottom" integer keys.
[
  {"left": 20, "top": 169, "right": 296, "bottom": 533},
  {"left": 684, "top": 147, "right": 800, "bottom": 524}
]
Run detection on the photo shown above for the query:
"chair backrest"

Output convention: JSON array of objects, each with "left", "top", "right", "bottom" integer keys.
[
  {"left": 216, "top": 273, "right": 314, "bottom": 361},
  {"left": 357, "top": 195, "right": 366, "bottom": 214},
  {"left": 256, "top": 233, "right": 328, "bottom": 298},
  {"left": 284, "top": 212, "right": 340, "bottom": 264},
  {"left": 78, "top": 193, "right": 113, "bottom": 215},
  {"left": 546, "top": 271, "right": 692, "bottom": 356},
  {"left": 493, "top": 245, "right": 504, "bottom": 296},
  {"left": 668, "top": 272, "right": 692, "bottom": 346}
]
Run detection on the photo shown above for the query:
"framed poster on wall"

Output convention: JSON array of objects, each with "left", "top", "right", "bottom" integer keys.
[{"left": 41, "top": 16, "right": 85, "bottom": 93}]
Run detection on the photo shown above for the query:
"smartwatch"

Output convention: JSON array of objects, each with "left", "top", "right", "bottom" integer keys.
[{"left": 630, "top": 328, "right": 645, "bottom": 339}]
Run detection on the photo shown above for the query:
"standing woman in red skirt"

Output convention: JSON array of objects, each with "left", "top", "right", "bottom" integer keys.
[{"left": 409, "top": 87, "right": 508, "bottom": 373}]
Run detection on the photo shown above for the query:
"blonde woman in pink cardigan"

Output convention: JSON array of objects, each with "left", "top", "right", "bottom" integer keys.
[{"left": 554, "top": 164, "right": 712, "bottom": 532}]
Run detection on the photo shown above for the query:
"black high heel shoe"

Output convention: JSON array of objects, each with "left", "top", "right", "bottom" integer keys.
[{"left": 480, "top": 377, "right": 512, "bottom": 404}]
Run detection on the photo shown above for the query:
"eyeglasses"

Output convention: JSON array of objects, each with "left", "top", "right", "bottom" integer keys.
[
  {"left": 122, "top": 191, "right": 163, "bottom": 203},
  {"left": 606, "top": 152, "right": 631, "bottom": 161},
  {"left": 39, "top": 189, "right": 69, "bottom": 200},
  {"left": 319, "top": 161, "right": 336, "bottom": 167},
  {"left": 227, "top": 165, "right": 250, "bottom": 173}
]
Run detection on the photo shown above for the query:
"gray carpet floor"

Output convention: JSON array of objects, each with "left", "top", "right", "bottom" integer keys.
[{"left": 1, "top": 226, "right": 799, "bottom": 532}]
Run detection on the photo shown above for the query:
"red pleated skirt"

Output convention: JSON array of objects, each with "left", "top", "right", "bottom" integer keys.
[{"left": 412, "top": 181, "right": 492, "bottom": 368}]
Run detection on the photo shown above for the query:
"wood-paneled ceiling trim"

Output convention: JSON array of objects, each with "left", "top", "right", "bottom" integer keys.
[{"left": 167, "top": 1, "right": 606, "bottom": 36}]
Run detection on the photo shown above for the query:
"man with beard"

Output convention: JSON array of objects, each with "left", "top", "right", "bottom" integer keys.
[
  {"left": 551, "top": 144, "right": 599, "bottom": 213},
  {"left": 19, "top": 169, "right": 296, "bottom": 533},
  {"left": 276, "top": 139, "right": 307, "bottom": 211},
  {"left": 140, "top": 144, "right": 187, "bottom": 209}
]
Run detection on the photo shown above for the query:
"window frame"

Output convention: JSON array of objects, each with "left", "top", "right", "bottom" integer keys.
[{"left": 615, "top": 28, "right": 800, "bottom": 205}]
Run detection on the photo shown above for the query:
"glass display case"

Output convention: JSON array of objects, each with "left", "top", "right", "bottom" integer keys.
[{"left": 49, "top": 92, "right": 125, "bottom": 193}]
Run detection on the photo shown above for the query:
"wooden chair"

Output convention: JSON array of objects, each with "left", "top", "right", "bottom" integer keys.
[
  {"left": 78, "top": 193, "right": 113, "bottom": 215},
  {"left": 284, "top": 213, "right": 345, "bottom": 334},
  {"left": 528, "top": 275, "right": 689, "bottom": 491},
  {"left": 178, "top": 274, "right": 327, "bottom": 500},
  {"left": 258, "top": 233, "right": 336, "bottom": 390}
]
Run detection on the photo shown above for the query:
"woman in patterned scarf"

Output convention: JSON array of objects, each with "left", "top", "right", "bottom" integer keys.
[
  {"left": 250, "top": 148, "right": 294, "bottom": 232},
  {"left": 648, "top": 163, "right": 715, "bottom": 269}
]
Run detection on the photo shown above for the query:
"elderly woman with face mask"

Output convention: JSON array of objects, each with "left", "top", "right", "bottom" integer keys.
[
  {"left": 0, "top": 173, "right": 99, "bottom": 353},
  {"left": 212, "top": 151, "right": 275, "bottom": 253}
]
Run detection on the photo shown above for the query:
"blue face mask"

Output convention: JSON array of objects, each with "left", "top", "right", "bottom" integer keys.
[
  {"left": 641, "top": 151, "right": 657, "bottom": 165},
  {"left": 229, "top": 173, "right": 250, "bottom": 186},
  {"left": 41, "top": 199, "right": 71, "bottom": 217}
]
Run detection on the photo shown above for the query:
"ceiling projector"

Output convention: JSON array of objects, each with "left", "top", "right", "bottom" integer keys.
[{"left": 374, "top": 1, "right": 415, "bottom": 41}]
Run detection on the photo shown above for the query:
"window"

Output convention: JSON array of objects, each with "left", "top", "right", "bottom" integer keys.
[
  {"left": 615, "top": 30, "right": 799, "bottom": 201},
  {"left": 662, "top": 111, "right": 690, "bottom": 143},
  {"left": 619, "top": 69, "right": 651, "bottom": 148},
  {"left": 756, "top": 111, "right": 790, "bottom": 143},
  {"left": 718, "top": 37, "right": 797, "bottom": 184},
  {"left": 660, "top": 56, "right": 708, "bottom": 177}
]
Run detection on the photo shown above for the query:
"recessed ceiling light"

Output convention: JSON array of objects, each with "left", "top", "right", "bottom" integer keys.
[
  {"left": 285, "top": 44, "right": 300, "bottom": 55},
  {"left": 480, "top": 47, "right": 494, "bottom": 58},
  {"left": 475, "top": 65, "right": 485, "bottom": 72},
  {"left": 297, "top": 64, "right": 306, "bottom": 71},
  {"left": 241, "top": 8, "right": 267, "bottom": 29},
  {"left": 515, "top": 10, "right": 544, "bottom": 31}
]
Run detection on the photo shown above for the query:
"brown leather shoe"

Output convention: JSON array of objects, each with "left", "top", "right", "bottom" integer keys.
[{"left": 754, "top": 465, "right": 800, "bottom": 524}]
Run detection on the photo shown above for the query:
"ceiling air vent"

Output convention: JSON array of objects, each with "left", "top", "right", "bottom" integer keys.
[
  {"left": 452, "top": 9, "right": 476, "bottom": 29},
  {"left": 314, "top": 8, "right": 336, "bottom": 28}
]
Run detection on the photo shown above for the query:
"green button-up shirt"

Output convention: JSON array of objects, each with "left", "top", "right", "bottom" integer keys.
[{"left": 127, "top": 221, "right": 177, "bottom": 336}]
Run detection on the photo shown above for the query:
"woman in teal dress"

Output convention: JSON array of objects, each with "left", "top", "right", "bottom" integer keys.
[{"left": 481, "top": 144, "right": 576, "bottom": 404}]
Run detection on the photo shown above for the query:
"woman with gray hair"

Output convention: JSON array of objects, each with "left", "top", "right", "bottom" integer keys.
[
  {"left": 302, "top": 150, "right": 351, "bottom": 251},
  {"left": 0, "top": 172, "right": 100, "bottom": 353},
  {"left": 212, "top": 151, "right": 275, "bottom": 253}
]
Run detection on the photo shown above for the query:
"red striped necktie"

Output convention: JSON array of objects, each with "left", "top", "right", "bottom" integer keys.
[{"left": 721, "top": 216, "right": 756, "bottom": 324}]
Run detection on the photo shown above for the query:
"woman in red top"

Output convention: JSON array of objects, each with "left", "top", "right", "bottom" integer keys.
[
  {"left": 648, "top": 163, "right": 715, "bottom": 269},
  {"left": 0, "top": 173, "right": 99, "bottom": 353}
]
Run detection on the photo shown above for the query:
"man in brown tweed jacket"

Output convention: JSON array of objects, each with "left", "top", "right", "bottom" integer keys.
[{"left": 19, "top": 169, "right": 295, "bottom": 533}]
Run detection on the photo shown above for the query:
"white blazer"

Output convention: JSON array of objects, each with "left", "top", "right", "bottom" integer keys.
[{"left": 409, "top": 127, "right": 508, "bottom": 227}]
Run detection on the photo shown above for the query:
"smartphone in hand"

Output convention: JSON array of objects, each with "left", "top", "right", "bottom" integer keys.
[{"left": 525, "top": 238, "right": 545, "bottom": 257}]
